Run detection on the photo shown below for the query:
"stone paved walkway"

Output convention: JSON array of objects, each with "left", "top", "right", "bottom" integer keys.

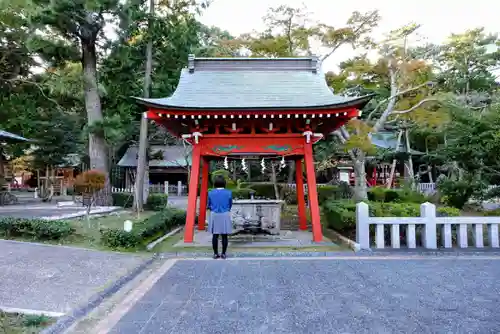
[
  {"left": 102, "top": 256, "right": 500, "bottom": 334},
  {"left": 0, "top": 240, "right": 149, "bottom": 314}
]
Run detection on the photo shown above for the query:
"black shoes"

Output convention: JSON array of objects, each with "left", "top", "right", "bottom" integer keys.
[{"left": 213, "top": 254, "right": 227, "bottom": 259}]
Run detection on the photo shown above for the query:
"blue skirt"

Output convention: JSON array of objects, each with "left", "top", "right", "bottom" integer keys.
[{"left": 208, "top": 211, "right": 232, "bottom": 235}]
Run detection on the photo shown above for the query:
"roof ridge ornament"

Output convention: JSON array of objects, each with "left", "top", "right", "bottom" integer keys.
[
  {"left": 311, "top": 55, "right": 319, "bottom": 74},
  {"left": 188, "top": 54, "right": 195, "bottom": 73}
]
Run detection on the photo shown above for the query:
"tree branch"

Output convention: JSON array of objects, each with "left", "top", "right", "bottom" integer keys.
[
  {"left": 366, "top": 80, "right": 432, "bottom": 122},
  {"left": 391, "top": 97, "right": 439, "bottom": 115}
]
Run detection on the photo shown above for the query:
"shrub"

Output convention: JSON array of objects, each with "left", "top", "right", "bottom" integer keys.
[
  {"left": 318, "top": 183, "right": 352, "bottom": 204},
  {"left": 437, "top": 178, "right": 484, "bottom": 209},
  {"left": 367, "top": 187, "right": 400, "bottom": 202},
  {"left": 145, "top": 194, "right": 169, "bottom": 211},
  {"left": 436, "top": 206, "right": 460, "bottom": 217},
  {"left": 322, "top": 200, "right": 459, "bottom": 232},
  {"left": 0, "top": 217, "right": 74, "bottom": 240},
  {"left": 246, "top": 183, "right": 277, "bottom": 199},
  {"left": 112, "top": 193, "right": 134, "bottom": 208},
  {"left": 100, "top": 208, "right": 186, "bottom": 249},
  {"left": 231, "top": 188, "right": 253, "bottom": 199},
  {"left": 281, "top": 185, "right": 297, "bottom": 205},
  {"left": 322, "top": 200, "right": 357, "bottom": 231}
]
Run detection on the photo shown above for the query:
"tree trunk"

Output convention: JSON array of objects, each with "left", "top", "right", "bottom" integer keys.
[
  {"left": 353, "top": 156, "right": 368, "bottom": 202},
  {"left": 81, "top": 40, "right": 111, "bottom": 206},
  {"left": 279, "top": 160, "right": 295, "bottom": 199},
  {"left": 404, "top": 129, "right": 415, "bottom": 187},
  {"left": 134, "top": 0, "right": 154, "bottom": 211},
  {"left": 386, "top": 130, "right": 403, "bottom": 189},
  {"left": 270, "top": 162, "right": 279, "bottom": 199}
]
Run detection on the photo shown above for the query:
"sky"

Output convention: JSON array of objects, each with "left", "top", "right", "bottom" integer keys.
[{"left": 197, "top": 0, "right": 500, "bottom": 72}]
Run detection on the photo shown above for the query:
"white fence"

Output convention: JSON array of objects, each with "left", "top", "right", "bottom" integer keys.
[
  {"left": 356, "top": 202, "right": 500, "bottom": 250},
  {"left": 112, "top": 181, "right": 188, "bottom": 196},
  {"left": 287, "top": 182, "right": 437, "bottom": 194}
]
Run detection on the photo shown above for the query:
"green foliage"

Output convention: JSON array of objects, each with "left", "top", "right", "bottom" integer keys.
[
  {"left": 112, "top": 192, "right": 134, "bottom": 208},
  {"left": 112, "top": 193, "right": 169, "bottom": 210},
  {"left": 0, "top": 217, "right": 74, "bottom": 240},
  {"left": 22, "top": 314, "right": 52, "bottom": 327},
  {"left": 243, "top": 182, "right": 276, "bottom": 199},
  {"left": 367, "top": 186, "right": 426, "bottom": 203},
  {"left": 231, "top": 188, "right": 254, "bottom": 199},
  {"left": 211, "top": 169, "right": 236, "bottom": 189},
  {"left": 145, "top": 193, "right": 169, "bottom": 211},
  {"left": 100, "top": 208, "right": 186, "bottom": 249},
  {"left": 367, "top": 187, "right": 399, "bottom": 202},
  {"left": 322, "top": 200, "right": 460, "bottom": 232},
  {"left": 437, "top": 178, "right": 485, "bottom": 209},
  {"left": 317, "top": 184, "right": 353, "bottom": 203},
  {"left": 436, "top": 206, "right": 461, "bottom": 217}
]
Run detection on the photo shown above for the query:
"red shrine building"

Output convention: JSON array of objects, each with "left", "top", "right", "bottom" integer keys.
[{"left": 135, "top": 55, "right": 372, "bottom": 243}]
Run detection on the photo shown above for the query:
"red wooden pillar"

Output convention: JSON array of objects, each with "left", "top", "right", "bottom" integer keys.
[
  {"left": 295, "top": 158, "right": 307, "bottom": 231},
  {"left": 184, "top": 144, "right": 202, "bottom": 243},
  {"left": 304, "top": 142, "right": 323, "bottom": 242},
  {"left": 198, "top": 157, "right": 209, "bottom": 231}
]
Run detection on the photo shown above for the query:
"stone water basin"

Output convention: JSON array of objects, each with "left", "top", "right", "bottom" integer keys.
[{"left": 231, "top": 199, "right": 284, "bottom": 235}]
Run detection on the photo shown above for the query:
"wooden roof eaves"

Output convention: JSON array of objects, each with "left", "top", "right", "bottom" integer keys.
[{"left": 133, "top": 94, "right": 375, "bottom": 113}]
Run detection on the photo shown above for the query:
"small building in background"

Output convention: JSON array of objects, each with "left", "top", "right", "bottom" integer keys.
[{"left": 116, "top": 145, "right": 191, "bottom": 192}]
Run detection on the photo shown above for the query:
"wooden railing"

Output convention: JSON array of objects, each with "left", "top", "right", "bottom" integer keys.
[{"left": 355, "top": 202, "right": 500, "bottom": 250}]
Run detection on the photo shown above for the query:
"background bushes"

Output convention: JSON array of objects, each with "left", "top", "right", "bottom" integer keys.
[
  {"left": 0, "top": 218, "right": 74, "bottom": 240},
  {"left": 322, "top": 199, "right": 460, "bottom": 233},
  {"left": 100, "top": 208, "right": 186, "bottom": 249},
  {"left": 234, "top": 182, "right": 352, "bottom": 205},
  {"left": 112, "top": 193, "right": 168, "bottom": 211}
]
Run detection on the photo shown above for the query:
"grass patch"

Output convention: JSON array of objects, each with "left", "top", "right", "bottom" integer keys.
[
  {"left": 0, "top": 312, "right": 56, "bottom": 333},
  {"left": 0, "top": 211, "right": 157, "bottom": 252},
  {"left": 65, "top": 210, "right": 157, "bottom": 251}
]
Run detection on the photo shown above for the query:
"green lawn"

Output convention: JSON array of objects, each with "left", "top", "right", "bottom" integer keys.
[
  {"left": 62, "top": 210, "right": 156, "bottom": 250},
  {"left": 0, "top": 312, "right": 56, "bottom": 334}
]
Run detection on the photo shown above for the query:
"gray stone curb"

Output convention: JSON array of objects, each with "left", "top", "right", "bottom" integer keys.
[
  {"left": 40, "top": 254, "right": 158, "bottom": 334},
  {"left": 160, "top": 248, "right": 500, "bottom": 258}
]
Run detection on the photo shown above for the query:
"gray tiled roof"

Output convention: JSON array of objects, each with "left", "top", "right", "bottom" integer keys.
[
  {"left": 134, "top": 56, "right": 373, "bottom": 110},
  {"left": 118, "top": 145, "right": 191, "bottom": 168},
  {"left": 371, "top": 132, "right": 424, "bottom": 155}
]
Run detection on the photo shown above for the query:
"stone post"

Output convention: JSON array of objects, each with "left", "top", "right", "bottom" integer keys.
[
  {"left": 356, "top": 202, "right": 370, "bottom": 249},
  {"left": 421, "top": 202, "right": 437, "bottom": 249},
  {"left": 177, "top": 181, "right": 182, "bottom": 196},
  {"left": 164, "top": 181, "right": 169, "bottom": 195}
]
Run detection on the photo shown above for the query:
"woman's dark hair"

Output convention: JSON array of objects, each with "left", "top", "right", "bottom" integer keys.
[{"left": 213, "top": 175, "right": 226, "bottom": 188}]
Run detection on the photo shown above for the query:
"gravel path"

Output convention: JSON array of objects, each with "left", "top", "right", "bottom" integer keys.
[
  {"left": 109, "top": 256, "right": 500, "bottom": 334},
  {"left": 0, "top": 240, "right": 149, "bottom": 314}
]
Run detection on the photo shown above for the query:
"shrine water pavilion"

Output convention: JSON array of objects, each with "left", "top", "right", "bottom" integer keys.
[{"left": 134, "top": 55, "right": 372, "bottom": 243}]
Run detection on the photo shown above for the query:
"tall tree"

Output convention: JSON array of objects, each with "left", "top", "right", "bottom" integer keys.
[
  {"left": 10, "top": 0, "right": 146, "bottom": 204},
  {"left": 329, "top": 25, "right": 442, "bottom": 200}
]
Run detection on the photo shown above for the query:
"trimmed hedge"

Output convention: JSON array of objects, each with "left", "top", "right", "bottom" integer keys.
[
  {"left": 0, "top": 217, "right": 74, "bottom": 240},
  {"left": 145, "top": 194, "right": 169, "bottom": 211},
  {"left": 322, "top": 200, "right": 460, "bottom": 232},
  {"left": 367, "top": 186, "right": 427, "bottom": 203},
  {"left": 236, "top": 182, "right": 353, "bottom": 205},
  {"left": 111, "top": 193, "right": 169, "bottom": 211},
  {"left": 111, "top": 192, "right": 133, "bottom": 208},
  {"left": 100, "top": 208, "right": 186, "bottom": 249}
]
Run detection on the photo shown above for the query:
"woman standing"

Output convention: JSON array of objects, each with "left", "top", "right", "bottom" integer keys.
[{"left": 207, "top": 175, "right": 233, "bottom": 259}]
